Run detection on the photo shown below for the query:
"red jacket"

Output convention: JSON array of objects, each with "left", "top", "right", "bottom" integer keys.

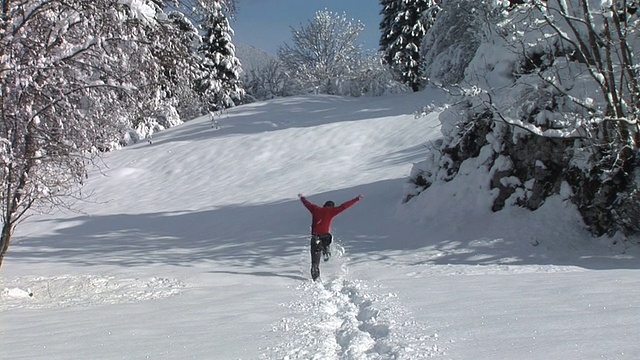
[{"left": 300, "top": 196, "right": 360, "bottom": 234}]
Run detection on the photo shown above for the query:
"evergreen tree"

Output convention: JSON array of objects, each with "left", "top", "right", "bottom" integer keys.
[
  {"left": 379, "top": 0, "right": 402, "bottom": 58},
  {"left": 196, "top": 0, "right": 244, "bottom": 111},
  {"left": 379, "top": 0, "right": 439, "bottom": 91}
]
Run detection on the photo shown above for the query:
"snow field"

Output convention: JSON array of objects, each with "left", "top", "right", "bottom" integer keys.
[{"left": 2, "top": 91, "right": 640, "bottom": 359}]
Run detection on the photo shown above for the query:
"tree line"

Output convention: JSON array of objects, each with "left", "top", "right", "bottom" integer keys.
[{"left": 244, "top": 1, "right": 440, "bottom": 99}]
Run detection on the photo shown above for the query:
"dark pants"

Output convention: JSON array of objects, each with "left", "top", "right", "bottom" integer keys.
[{"left": 310, "top": 233, "right": 332, "bottom": 280}]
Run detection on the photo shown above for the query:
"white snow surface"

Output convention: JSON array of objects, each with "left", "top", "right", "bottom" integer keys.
[{"left": 2, "top": 90, "right": 640, "bottom": 359}]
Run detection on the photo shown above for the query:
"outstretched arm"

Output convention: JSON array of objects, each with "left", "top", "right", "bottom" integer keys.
[
  {"left": 298, "top": 194, "right": 319, "bottom": 212},
  {"left": 336, "top": 194, "right": 363, "bottom": 213}
]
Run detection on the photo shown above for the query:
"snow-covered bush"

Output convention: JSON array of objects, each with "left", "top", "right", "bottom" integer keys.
[{"left": 406, "top": 0, "right": 640, "bottom": 239}]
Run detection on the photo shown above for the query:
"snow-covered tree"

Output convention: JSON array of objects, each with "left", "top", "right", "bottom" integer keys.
[
  {"left": 122, "top": 5, "right": 204, "bottom": 141},
  {"left": 162, "top": 0, "right": 238, "bottom": 19},
  {"left": 158, "top": 11, "right": 204, "bottom": 122},
  {"left": 193, "top": 0, "right": 238, "bottom": 17},
  {"left": 379, "top": 0, "right": 403, "bottom": 53},
  {"left": 379, "top": 0, "right": 439, "bottom": 91},
  {"left": 242, "top": 59, "right": 298, "bottom": 100},
  {"left": 0, "top": 0, "right": 131, "bottom": 267},
  {"left": 406, "top": 0, "right": 640, "bottom": 238},
  {"left": 0, "top": 0, "right": 209, "bottom": 268},
  {"left": 196, "top": 0, "right": 244, "bottom": 111},
  {"left": 236, "top": 44, "right": 291, "bottom": 100},
  {"left": 349, "top": 52, "right": 410, "bottom": 97},
  {"left": 278, "top": 10, "right": 365, "bottom": 95},
  {"left": 420, "top": 0, "right": 485, "bottom": 85}
]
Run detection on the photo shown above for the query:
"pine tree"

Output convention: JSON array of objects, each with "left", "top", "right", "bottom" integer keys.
[
  {"left": 196, "top": 0, "right": 244, "bottom": 111},
  {"left": 379, "top": 0, "right": 402, "bottom": 58},
  {"left": 379, "top": 0, "right": 439, "bottom": 91}
]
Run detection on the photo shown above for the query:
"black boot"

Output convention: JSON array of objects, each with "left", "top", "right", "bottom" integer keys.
[
  {"left": 311, "top": 264, "right": 320, "bottom": 281},
  {"left": 310, "top": 235, "right": 323, "bottom": 280},
  {"left": 319, "top": 234, "right": 333, "bottom": 262},
  {"left": 322, "top": 246, "right": 331, "bottom": 262}
]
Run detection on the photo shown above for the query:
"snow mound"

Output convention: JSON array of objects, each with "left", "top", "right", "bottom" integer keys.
[
  {"left": 2, "top": 287, "right": 34, "bottom": 298},
  {"left": 0, "top": 274, "right": 184, "bottom": 311}
]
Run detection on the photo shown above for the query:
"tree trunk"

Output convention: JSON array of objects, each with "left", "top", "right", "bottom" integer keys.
[{"left": 0, "top": 221, "right": 13, "bottom": 269}]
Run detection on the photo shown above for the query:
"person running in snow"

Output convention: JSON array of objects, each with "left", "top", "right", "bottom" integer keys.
[{"left": 298, "top": 193, "right": 363, "bottom": 281}]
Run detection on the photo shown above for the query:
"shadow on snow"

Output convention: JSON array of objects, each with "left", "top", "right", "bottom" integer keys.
[{"left": 9, "top": 180, "right": 639, "bottom": 271}]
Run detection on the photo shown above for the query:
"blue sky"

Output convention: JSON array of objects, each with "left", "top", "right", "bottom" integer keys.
[{"left": 230, "top": 0, "right": 382, "bottom": 54}]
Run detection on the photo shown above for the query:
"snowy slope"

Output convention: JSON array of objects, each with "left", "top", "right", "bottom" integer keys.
[{"left": 2, "top": 89, "right": 640, "bottom": 360}]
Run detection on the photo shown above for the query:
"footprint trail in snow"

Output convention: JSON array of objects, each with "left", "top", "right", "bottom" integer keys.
[{"left": 262, "top": 244, "right": 441, "bottom": 359}]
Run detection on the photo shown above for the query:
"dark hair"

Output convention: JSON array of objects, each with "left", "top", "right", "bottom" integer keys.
[{"left": 323, "top": 201, "right": 335, "bottom": 207}]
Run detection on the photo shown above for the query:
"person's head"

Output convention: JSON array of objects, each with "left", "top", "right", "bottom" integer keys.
[{"left": 323, "top": 200, "right": 335, "bottom": 208}]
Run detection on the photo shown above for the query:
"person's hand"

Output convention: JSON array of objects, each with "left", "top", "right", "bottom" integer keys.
[
  {"left": 357, "top": 194, "right": 364, "bottom": 200},
  {"left": 298, "top": 193, "right": 304, "bottom": 198}
]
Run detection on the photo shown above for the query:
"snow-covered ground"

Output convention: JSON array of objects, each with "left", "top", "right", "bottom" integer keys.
[{"left": 2, "top": 89, "right": 640, "bottom": 359}]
